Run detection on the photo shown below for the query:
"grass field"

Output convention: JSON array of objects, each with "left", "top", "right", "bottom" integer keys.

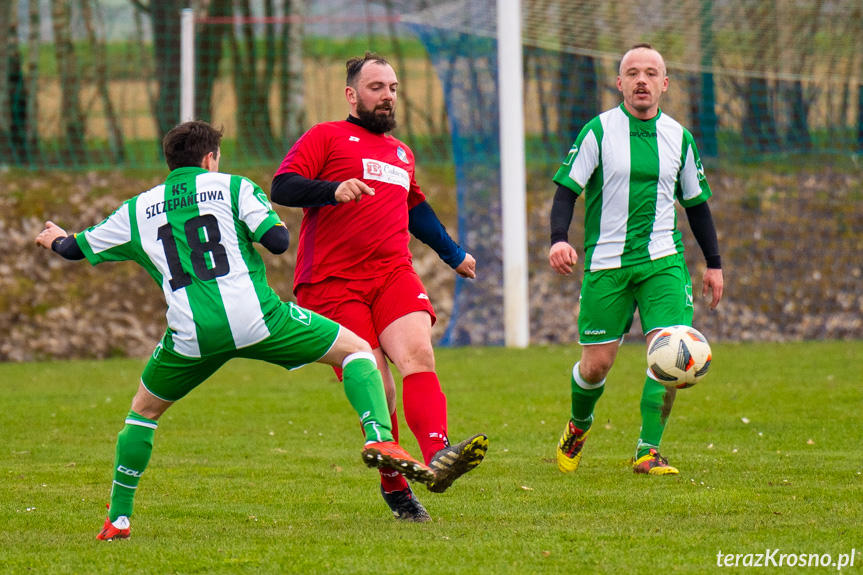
[{"left": 2, "top": 341, "right": 862, "bottom": 574}]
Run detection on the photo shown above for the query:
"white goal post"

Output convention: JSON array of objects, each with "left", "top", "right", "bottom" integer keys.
[
  {"left": 496, "top": 0, "right": 530, "bottom": 348},
  {"left": 180, "top": 8, "right": 195, "bottom": 122}
]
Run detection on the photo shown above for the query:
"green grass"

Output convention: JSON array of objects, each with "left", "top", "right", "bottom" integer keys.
[{"left": 1, "top": 341, "right": 862, "bottom": 573}]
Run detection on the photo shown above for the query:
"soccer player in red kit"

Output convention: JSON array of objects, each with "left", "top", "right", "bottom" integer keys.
[{"left": 271, "top": 52, "right": 488, "bottom": 522}]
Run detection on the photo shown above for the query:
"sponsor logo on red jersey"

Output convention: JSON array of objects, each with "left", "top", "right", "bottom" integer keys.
[{"left": 362, "top": 159, "right": 409, "bottom": 190}]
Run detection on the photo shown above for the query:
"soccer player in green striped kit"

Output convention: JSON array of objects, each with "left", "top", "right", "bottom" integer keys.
[
  {"left": 34, "top": 121, "right": 433, "bottom": 540},
  {"left": 550, "top": 44, "right": 724, "bottom": 475}
]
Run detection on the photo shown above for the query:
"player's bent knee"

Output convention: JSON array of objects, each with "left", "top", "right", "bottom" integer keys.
[
  {"left": 578, "top": 361, "right": 612, "bottom": 384},
  {"left": 336, "top": 326, "right": 372, "bottom": 353}
]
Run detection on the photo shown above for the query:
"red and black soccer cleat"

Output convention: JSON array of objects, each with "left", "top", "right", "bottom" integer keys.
[{"left": 96, "top": 506, "right": 131, "bottom": 541}]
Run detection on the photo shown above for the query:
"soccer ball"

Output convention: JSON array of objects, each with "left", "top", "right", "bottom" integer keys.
[{"left": 646, "top": 325, "right": 712, "bottom": 389}]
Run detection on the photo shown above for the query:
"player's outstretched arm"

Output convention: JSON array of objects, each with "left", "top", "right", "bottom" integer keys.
[
  {"left": 407, "top": 201, "right": 468, "bottom": 273},
  {"left": 35, "top": 221, "right": 85, "bottom": 260}
]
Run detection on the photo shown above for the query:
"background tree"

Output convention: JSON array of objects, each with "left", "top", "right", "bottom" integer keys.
[
  {"left": 0, "top": 1, "right": 10, "bottom": 162},
  {"left": 690, "top": 0, "right": 718, "bottom": 157},
  {"left": 195, "top": 0, "right": 231, "bottom": 123},
  {"left": 739, "top": 0, "right": 778, "bottom": 153},
  {"left": 558, "top": 0, "right": 597, "bottom": 150},
  {"left": 280, "top": 0, "right": 305, "bottom": 145},
  {"left": 81, "top": 0, "right": 126, "bottom": 163},
  {"left": 0, "top": 1, "right": 26, "bottom": 164},
  {"left": 130, "top": 0, "right": 187, "bottom": 142},
  {"left": 51, "top": 0, "right": 87, "bottom": 165},
  {"left": 229, "top": 0, "right": 277, "bottom": 156},
  {"left": 26, "top": 0, "right": 39, "bottom": 162},
  {"left": 780, "top": 0, "right": 819, "bottom": 151}
]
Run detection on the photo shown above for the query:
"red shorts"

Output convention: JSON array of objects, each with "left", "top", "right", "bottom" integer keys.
[{"left": 296, "top": 265, "right": 436, "bottom": 349}]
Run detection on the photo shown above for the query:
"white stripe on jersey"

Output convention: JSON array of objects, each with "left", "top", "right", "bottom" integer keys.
[
  {"left": 593, "top": 108, "right": 631, "bottom": 269},
  {"left": 84, "top": 202, "right": 132, "bottom": 254},
  {"left": 679, "top": 142, "right": 702, "bottom": 202},
  {"left": 650, "top": 115, "right": 684, "bottom": 260},
  {"left": 566, "top": 129, "right": 600, "bottom": 189},
  {"left": 237, "top": 176, "right": 272, "bottom": 235},
  {"left": 132, "top": 184, "right": 202, "bottom": 357},
  {"left": 164, "top": 270, "right": 201, "bottom": 357},
  {"left": 203, "top": 174, "right": 270, "bottom": 348}
]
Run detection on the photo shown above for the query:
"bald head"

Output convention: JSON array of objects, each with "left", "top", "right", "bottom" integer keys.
[{"left": 619, "top": 44, "right": 666, "bottom": 78}]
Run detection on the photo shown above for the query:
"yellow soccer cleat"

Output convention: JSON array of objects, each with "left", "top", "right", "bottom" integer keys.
[
  {"left": 556, "top": 421, "right": 590, "bottom": 473},
  {"left": 632, "top": 448, "right": 679, "bottom": 475}
]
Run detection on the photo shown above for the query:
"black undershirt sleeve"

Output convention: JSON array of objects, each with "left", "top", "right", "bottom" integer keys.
[
  {"left": 684, "top": 201, "right": 722, "bottom": 269},
  {"left": 270, "top": 172, "right": 339, "bottom": 208},
  {"left": 259, "top": 224, "right": 290, "bottom": 255},
  {"left": 550, "top": 184, "right": 578, "bottom": 245},
  {"left": 51, "top": 235, "right": 86, "bottom": 260}
]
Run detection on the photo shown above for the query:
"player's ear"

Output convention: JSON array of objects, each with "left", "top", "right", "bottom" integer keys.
[
  {"left": 345, "top": 85, "right": 357, "bottom": 104},
  {"left": 201, "top": 151, "right": 216, "bottom": 171}
]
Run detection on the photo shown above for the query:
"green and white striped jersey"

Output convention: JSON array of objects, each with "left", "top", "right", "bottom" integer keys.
[
  {"left": 76, "top": 167, "right": 287, "bottom": 358},
  {"left": 553, "top": 104, "right": 712, "bottom": 271}
]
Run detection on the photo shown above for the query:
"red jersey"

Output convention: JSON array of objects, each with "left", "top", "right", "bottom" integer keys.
[{"left": 274, "top": 120, "right": 426, "bottom": 290}]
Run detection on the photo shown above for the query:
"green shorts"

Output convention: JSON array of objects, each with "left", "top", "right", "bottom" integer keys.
[
  {"left": 141, "top": 302, "right": 340, "bottom": 402},
  {"left": 578, "top": 253, "right": 693, "bottom": 344}
]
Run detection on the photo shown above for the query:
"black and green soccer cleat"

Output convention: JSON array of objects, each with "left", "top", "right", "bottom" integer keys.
[{"left": 426, "top": 433, "right": 488, "bottom": 493}]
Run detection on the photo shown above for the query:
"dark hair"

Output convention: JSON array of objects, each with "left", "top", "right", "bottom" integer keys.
[
  {"left": 346, "top": 51, "right": 389, "bottom": 87},
  {"left": 162, "top": 121, "right": 223, "bottom": 171},
  {"left": 630, "top": 42, "right": 654, "bottom": 51}
]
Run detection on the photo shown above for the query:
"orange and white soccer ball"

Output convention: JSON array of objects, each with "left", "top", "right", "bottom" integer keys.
[{"left": 647, "top": 325, "right": 712, "bottom": 389}]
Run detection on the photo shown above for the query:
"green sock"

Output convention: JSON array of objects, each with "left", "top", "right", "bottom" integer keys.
[
  {"left": 570, "top": 362, "right": 605, "bottom": 431},
  {"left": 109, "top": 410, "right": 157, "bottom": 521},
  {"left": 637, "top": 375, "right": 677, "bottom": 458},
  {"left": 342, "top": 353, "right": 394, "bottom": 443}
]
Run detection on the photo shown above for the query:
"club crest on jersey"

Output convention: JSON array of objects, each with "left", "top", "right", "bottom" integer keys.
[
  {"left": 696, "top": 158, "right": 706, "bottom": 181},
  {"left": 362, "top": 158, "right": 409, "bottom": 191},
  {"left": 289, "top": 302, "right": 312, "bottom": 326},
  {"left": 396, "top": 146, "right": 407, "bottom": 163}
]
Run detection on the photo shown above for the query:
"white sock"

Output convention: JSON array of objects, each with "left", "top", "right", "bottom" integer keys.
[{"left": 112, "top": 516, "right": 130, "bottom": 529}]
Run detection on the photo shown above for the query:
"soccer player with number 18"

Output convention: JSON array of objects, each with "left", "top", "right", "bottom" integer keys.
[{"left": 35, "top": 121, "right": 433, "bottom": 540}]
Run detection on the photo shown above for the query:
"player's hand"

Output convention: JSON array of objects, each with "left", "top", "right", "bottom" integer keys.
[
  {"left": 35, "top": 221, "right": 68, "bottom": 250},
  {"left": 549, "top": 241, "right": 578, "bottom": 275},
  {"left": 702, "top": 268, "right": 724, "bottom": 310},
  {"left": 334, "top": 179, "right": 375, "bottom": 204},
  {"left": 455, "top": 253, "right": 476, "bottom": 279}
]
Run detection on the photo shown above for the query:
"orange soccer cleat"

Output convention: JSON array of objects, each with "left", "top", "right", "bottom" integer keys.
[{"left": 362, "top": 441, "right": 435, "bottom": 485}]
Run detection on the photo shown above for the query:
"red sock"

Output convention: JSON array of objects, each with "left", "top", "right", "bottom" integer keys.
[
  {"left": 403, "top": 372, "right": 448, "bottom": 464},
  {"left": 379, "top": 410, "right": 409, "bottom": 492}
]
